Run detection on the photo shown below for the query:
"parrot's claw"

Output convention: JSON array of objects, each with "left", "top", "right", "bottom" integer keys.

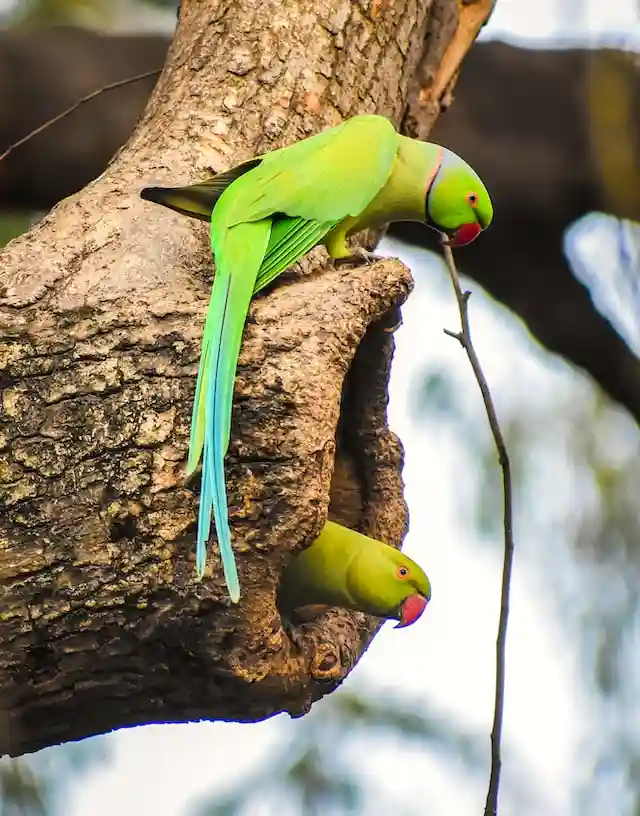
[{"left": 334, "top": 247, "right": 385, "bottom": 267}]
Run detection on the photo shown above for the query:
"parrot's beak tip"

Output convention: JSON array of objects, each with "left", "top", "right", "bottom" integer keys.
[
  {"left": 395, "top": 593, "right": 429, "bottom": 628},
  {"left": 443, "top": 222, "right": 482, "bottom": 248}
]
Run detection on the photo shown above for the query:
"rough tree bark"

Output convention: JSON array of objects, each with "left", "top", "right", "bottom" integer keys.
[{"left": 0, "top": 0, "right": 489, "bottom": 757}]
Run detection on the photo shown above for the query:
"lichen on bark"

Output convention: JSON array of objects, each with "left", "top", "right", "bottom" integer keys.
[{"left": 0, "top": 0, "right": 484, "bottom": 755}]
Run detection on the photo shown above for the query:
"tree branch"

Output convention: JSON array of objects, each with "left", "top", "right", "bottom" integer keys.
[
  {"left": 0, "top": 69, "right": 162, "bottom": 165},
  {"left": 442, "top": 245, "right": 514, "bottom": 816}
]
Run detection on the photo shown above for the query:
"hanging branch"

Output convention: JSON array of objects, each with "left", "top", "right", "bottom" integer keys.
[
  {"left": 0, "top": 69, "right": 162, "bottom": 164},
  {"left": 441, "top": 244, "right": 514, "bottom": 816}
]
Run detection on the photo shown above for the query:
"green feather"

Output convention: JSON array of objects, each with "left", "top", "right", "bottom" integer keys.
[
  {"left": 184, "top": 117, "right": 400, "bottom": 601},
  {"left": 254, "top": 217, "right": 336, "bottom": 294},
  {"left": 189, "top": 217, "right": 272, "bottom": 600},
  {"left": 223, "top": 115, "right": 399, "bottom": 226}
]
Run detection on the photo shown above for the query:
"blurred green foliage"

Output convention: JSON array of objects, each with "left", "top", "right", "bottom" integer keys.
[
  {"left": 5, "top": 0, "right": 177, "bottom": 27},
  {"left": 0, "top": 761, "right": 45, "bottom": 816},
  {"left": 0, "top": 214, "right": 33, "bottom": 248},
  {"left": 8, "top": 0, "right": 113, "bottom": 26},
  {"left": 195, "top": 691, "right": 490, "bottom": 816},
  {"left": 0, "top": 740, "right": 108, "bottom": 815}
]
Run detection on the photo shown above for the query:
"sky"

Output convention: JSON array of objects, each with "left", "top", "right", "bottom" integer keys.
[
  {"left": 486, "top": 0, "right": 640, "bottom": 46},
  {"left": 7, "top": 0, "right": 640, "bottom": 814}
]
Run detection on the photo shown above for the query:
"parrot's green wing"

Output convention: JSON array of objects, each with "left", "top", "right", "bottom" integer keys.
[
  {"left": 224, "top": 115, "right": 399, "bottom": 227},
  {"left": 140, "top": 115, "right": 398, "bottom": 230},
  {"left": 254, "top": 217, "right": 335, "bottom": 293},
  {"left": 141, "top": 115, "right": 399, "bottom": 294},
  {"left": 245, "top": 115, "right": 400, "bottom": 292}
]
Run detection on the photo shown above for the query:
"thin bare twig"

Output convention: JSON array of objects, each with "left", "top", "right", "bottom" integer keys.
[
  {"left": 0, "top": 69, "right": 162, "bottom": 164},
  {"left": 441, "top": 244, "right": 514, "bottom": 816}
]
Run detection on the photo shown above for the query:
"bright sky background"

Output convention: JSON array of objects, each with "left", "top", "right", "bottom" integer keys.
[
  {"left": 8, "top": 1, "right": 640, "bottom": 815},
  {"left": 486, "top": 0, "right": 640, "bottom": 46}
]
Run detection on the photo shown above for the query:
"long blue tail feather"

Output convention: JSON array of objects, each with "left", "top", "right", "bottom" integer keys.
[
  {"left": 205, "top": 272, "right": 240, "bottom": 601},
  {"left": 191, "top": 219, "right": 271, "bottom": 602}
]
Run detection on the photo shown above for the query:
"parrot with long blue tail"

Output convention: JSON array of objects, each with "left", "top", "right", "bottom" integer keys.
[{"left": 140, "top": 114, "right": 493, "bottom": 602}]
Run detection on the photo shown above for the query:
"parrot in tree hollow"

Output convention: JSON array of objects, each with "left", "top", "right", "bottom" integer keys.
[
  {"left": 277, "top": 520, "right": 432, "bottom": 629},
  {"left": 140, "top": 114, "right": 493, "bottom": 603}
]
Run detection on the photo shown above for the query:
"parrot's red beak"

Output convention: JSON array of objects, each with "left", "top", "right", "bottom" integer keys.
[
  {"left": 395, "top": 594, "right": 428, "bottom": 628},
  {"left": 443, "top": 221, "right": 482, "bottom": 248}
]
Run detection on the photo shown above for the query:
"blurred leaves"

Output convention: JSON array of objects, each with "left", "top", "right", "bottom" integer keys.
[
  {"left": 6, "top": 0, "right": 178, "bottom": 27},
  {"left": 0, "top": 214, "right": 34, "bottom": 248},
  {"left": 195, "top": 690, "right": 489, "bottom": 816},
  {"left": 143, "top": 0, "right": 178, "bottom": 7},
  {"left": 408, "top": 254, "right": 640, "bottom": 814},
  {"left": 568, "top": 215, "right": 640, "bottom": 357},
  {"left": 0, "top": 761, "right": 45, "bottom": 816},
  {"left": 0, "top": 739, "right": 108, "bottom": 816},
  {"left": 413, "top": 369, "right": 458, "bottom": 421},
  {"left": 8, "top": 0, "right": 113, "bottom": 26}
]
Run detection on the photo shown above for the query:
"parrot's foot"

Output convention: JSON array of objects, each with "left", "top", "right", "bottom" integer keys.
[{"left": 333, "top": 247, "right": 385, "bottom": 267}]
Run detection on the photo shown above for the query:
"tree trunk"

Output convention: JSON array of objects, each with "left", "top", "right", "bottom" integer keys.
[{"left": 0, "top": 0, "right": 488, "bottom": 756}]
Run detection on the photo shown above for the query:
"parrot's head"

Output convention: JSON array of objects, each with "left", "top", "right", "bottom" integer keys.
[
  {"left": 348, "top": 547, "right": 432, "bottom": 629},
  {"left": 425, "top": 147, "right": 493, "bottom": 248}
]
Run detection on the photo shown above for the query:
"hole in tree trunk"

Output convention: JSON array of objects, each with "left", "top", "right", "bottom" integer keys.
[{"left": 327, "top": 301, "right": 406, "bottom": 545}]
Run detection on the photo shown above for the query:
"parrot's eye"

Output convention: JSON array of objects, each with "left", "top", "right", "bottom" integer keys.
[
  {"left": 467, "top": 192, "right": 478, "bottom": 207},
  {"left": 397, "top": 566, "right": 409, "bottom": 579}
]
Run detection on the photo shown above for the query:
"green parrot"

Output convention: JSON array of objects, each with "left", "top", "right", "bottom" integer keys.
[
  {"left": 277, "top": 520, "right": 432, "bottom": 628},
  {"left": 140, "top": 114, "right": 492, "bottom": 603}
]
